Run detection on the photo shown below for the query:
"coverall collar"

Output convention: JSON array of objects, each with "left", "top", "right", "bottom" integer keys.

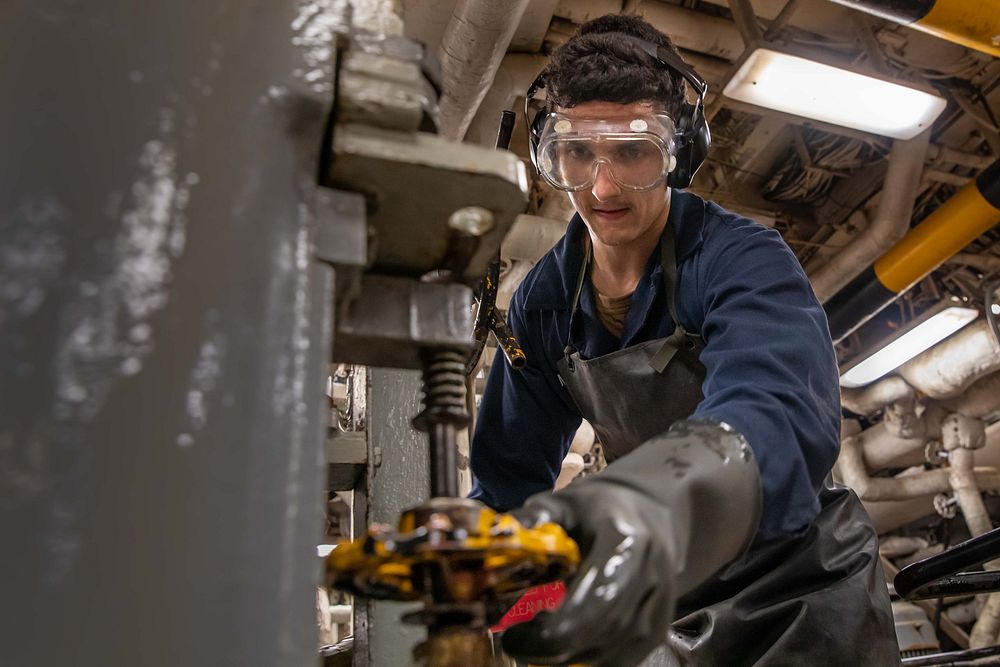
[{"left": 522, "top": 188, "right": 706, "bottom": 312}]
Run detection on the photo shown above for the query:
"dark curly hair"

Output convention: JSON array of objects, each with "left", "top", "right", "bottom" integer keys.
[{"left": 544, "top": 15, "right": 686, "bottom": 119}]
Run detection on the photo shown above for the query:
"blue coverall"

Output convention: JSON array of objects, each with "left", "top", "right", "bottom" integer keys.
[{"left": 469, "top": 189, "right": 842, "bottom": 541}]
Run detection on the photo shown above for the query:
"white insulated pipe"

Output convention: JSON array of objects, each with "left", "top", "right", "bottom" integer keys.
[
  {"left": 496, "top": 214, "right": 569, "bottom": 311},
  {"left": 639, "top": 2, "right": 746, "bottom": 61},
  {"left": 846, "top": 368, "right": 1000, "bottom": 424},
  {"left": 864, "top": 422, "right": 1000, "bottom": 534},
  {"left": 838, "top": 327, "right": 1000, "bottom": 439},
  {"left": 945, "top": 419, "right": 1000, "bottom": 649},
  {"left": 501, "top": 214, "right": 568, "bottom": 264},
  {"left": 843, "top": 376, "right": 923, "bottom": 438},
  {"left": 948, "top": 252, "right": 1000, "bottom": 274},
  {"left": 850, "top": 372, "right": 1000, "bottom": 471},
  {"left": 555, "top": 453, "right": 585, "bottom": 490},
  {"left": 838, "top": 432, "right": 1000, "bottom": 502},
  {"left": 464, "top": 53, "right": 547, "bottom": 147},
  {"left": 857, "top": 409, "right": 943, "bottom": 471},
  {"left": 939, "top": 372, "right": 1000, "bottom": 419},
  {"left": 898, "top": 319, "right": 1000, "bottom": 399},
  {"left": 944, "top": 414, "right": 991, "bottom": 537},
  {"left": 437, "top": 0, "right": 531, "bottom": 141},
  {"left": 810, "top": 130, "right": 931, "bottom": 302},
  {"left": 555, "top": 420, "right": 596, "bottom": 490},
  {"left": 841, "top": 376, "right": 914, "bottom": 416}
]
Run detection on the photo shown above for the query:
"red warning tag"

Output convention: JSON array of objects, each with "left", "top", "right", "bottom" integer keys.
[{"left": 490, "top": 582, "right": 566, "bottom": 633}]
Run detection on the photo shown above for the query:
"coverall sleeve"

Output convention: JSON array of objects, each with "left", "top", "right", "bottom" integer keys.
[
  {"left": 468, "top": 294, "right": 582, "bottom": 512},
  {"left": 690, "top": 219, "right": 842, "bottom": 540}
]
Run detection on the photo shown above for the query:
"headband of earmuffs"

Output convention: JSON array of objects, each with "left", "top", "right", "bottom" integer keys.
[{"left": 525, "top": 36, "right": 711, "bottom": 189}]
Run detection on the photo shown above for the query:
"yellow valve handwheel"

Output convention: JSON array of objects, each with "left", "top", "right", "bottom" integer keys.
[{"left": 327, "top": 498, "right": 579, "bottom": 601}]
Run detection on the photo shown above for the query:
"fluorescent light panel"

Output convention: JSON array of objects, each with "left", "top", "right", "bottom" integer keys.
[
  {"left": 723, "top": 48, "right": 947, "bottom": 139},
  {"left": 840, "top": 307, "right": 979, "bottom": 388}
]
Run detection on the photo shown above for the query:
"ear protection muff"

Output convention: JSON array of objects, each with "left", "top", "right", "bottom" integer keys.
[{"left": 525, "top": 36, "right": 710, "bottom": 190}]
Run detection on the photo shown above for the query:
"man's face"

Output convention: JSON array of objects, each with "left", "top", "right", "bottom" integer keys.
[{"left": 562, "top": 100, "right": 671, "bottom": 249}]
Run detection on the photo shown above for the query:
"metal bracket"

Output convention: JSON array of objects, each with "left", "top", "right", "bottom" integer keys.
[
  {"left": 327, "top": 123, "right": 527, "bottom": 284},
  {"left": 332, "top": 274, "right": 474, "bottom": 369},
  {"left": 314, "top": 186, "right": 370, "bottom": 315},
  {"left": 328, "top": 429, "right": 367, "bottom": 491},
  {"left": 315, "top": 187, "right": 368, "bottom": 269}
]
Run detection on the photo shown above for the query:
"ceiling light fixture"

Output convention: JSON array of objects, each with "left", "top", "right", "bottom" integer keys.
[
  {"left": 723, "top": 48, "right": 947, "bottom": 139},
  {"left": 840, "top": 306, "right": 979, "bottom": 388}
]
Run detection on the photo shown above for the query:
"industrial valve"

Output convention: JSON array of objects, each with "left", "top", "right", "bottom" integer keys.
[{"left": 328, "top": 497, "right": 579, "bottom": 667}]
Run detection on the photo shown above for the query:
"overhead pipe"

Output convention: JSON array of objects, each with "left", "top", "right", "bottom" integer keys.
[
  {"left": 825, "top": 157, "right": 1000, "bottom": 341},
  {"left": 843, "top": 356, "right": 1000, "bottom": 452},
  {"left": 941, "top": 414, "right": 1000, "bottom": 650},
  {"left": 762, "top": 0, "right": 804, "bottom": 41},
  {"left": 948, "top": 252, "right": 1000, "bottom": 274},
  {"left": 842, "top": 336, "right": 1000, "bottom": 425},
  {"left": 862, "top": 422, "right": 1000, "bottom": 535},
  {"left": 898, "top": 319, "right": 1000, "bottom": 399},
  {"left": 726, "top": 0, "right": 764, "bottom": 45},
  {"left": 944, "top": 414, "right": 990, "bottom": 534},
  {"left": 939, "top": 372, "right": 1000, "bottom": 418},
  {"left": 639, "top": 2, "right": 747, "bottom": 61},
  {"left": 463, "top": 54, "right": 547, "bottom": 147},
  {"left": 838, "top": 438, "right": 1000, "bottom": 501},
  {"left": 842, "top": 376, "right": 921, "bottom": 437},
  {"left": 841, "top": 375, "right": 913, "bottom": 413},
  {"left": 810, "top": 130, "right": 931, "bottom": 303},
  {"left": 928, "top": 145, "right": 997, "bottom": 171},
  {"left": 856, "top": 412, "right": 943, "bottom": 471},
  {"left": 843, "top": 371, "right": 1000, "bottom": 481},
  {"left": 824, "top": 0, "right": 1000, "bottom": 58},
  {"left": 501, "top": 214, "right": 568, "bottom": 264},
  {"left": 865, "top": 420, "right": 1000, "bottom": 534},
  {"left": 436, "top": 0, "right": 532, "bottom": 141},
  {"left": 838, "top": 413, "right": 997, "bottom": 505}
]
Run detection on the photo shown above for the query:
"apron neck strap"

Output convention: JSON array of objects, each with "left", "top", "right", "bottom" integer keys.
[
  {"left": 659, "top": 221, "right": 684, "bottom": 331},
  {"left": 565, "top": 237, "right": 591, "bottom": 356}
]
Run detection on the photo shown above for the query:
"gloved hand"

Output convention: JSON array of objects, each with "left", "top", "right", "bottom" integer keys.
[{"left": 501, "top": 419, "right": 761, "bottom": 667}]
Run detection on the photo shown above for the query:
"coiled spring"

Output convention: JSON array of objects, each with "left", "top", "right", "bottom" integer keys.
[{"left": 413, "top": 348, "right": 469, "bottom": 432}]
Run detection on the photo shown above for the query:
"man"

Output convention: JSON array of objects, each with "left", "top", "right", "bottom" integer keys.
[{"left": 469, "top": 14, "right": 899, "bottom": 667}]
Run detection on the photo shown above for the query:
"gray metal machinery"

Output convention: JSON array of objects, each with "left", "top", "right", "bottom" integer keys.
[
  {"left": 0, "top": 1, "right": 545, "bottom": 666},
  {"left": 321, "top": 19, "right": 581, "bottom": 667}
]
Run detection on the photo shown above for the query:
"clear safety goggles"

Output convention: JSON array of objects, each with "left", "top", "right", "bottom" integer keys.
[{"left": 535, "top": 112, "right": 677, "bottom": 192}]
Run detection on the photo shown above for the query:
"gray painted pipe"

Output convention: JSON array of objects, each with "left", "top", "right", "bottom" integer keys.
[{"left": 0, "top": 2, "right": 335, "bottom": 665}]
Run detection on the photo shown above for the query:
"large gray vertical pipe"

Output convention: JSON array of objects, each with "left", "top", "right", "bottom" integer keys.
[{"left": 0, "top": 2, "right": 335, "bottom": 666}]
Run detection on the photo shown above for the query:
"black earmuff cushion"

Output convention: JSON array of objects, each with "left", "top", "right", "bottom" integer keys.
[
  {"left": 528, "top": 105, "right": 546, "bottom": 171},
  {"left": 668, "top": 106, "right": 710, "bottom": 189}
]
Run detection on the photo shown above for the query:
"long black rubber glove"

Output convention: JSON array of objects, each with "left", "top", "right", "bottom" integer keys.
[{"left": 501, "top": 419, "right": 762, "bottom": 667}]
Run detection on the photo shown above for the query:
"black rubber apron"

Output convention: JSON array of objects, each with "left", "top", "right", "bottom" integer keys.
[{"left": 554, "top": 226, "right": 900, "bottom": 666}]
